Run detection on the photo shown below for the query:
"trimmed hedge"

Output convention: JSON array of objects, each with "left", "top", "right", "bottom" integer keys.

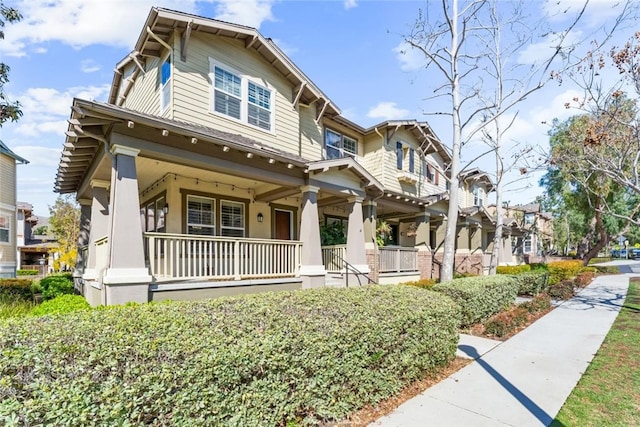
[
  {"left": 484, "top": 294, "right": 552, "bottom": 338},
  {"left": 16, "top": 269, "right": 38, "bottom": 276},
  {"left": 432, "top": 275, "right": 518, "bottom": 327},
  {"left": 547, "top": 260, "right": 584, "bottom": 285},
  {"left": 30, "top": 294, "right": 91, "bottom": 317},
  {"left": 0, "top": 279, "right": 34, "bottom": 302},
  {"left": 0, "top": 286, "right": 461, "bottom": 426},
  {"left": 509, "top": 271, "right": 549, "bottom": 296},
  {"left": 401, "top": 278, "right": 437, "bottom": 290},
  {"left": 496, "top": 264, "right": 531, "bottom": 275},
  {"left": 39, "top": 273, "right": 74, "bottom": 300}
]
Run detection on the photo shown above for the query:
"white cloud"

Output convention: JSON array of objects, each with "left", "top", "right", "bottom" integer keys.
[
  {"left": 80, "top": 59, "right": 101, "bottom": 73},
  {"left": 213, "top": 0, "right": 276, "bottom": 28},
  {"left": 517, "top": 29, "right": 584, "bottom": 65},
  {"left": 270, "top": 38, "right": 298, "bottom": 57},
  {"left": 393, "top": 41, "right": 425, "bottom": 72},
  {"left": 12, "top": 147, "right": 61, "bottom": 167},
  {"left": 344, "top": 0, "right": 358, "bottom": 10},
  {"left": 12, "top": 84, "right": 110, "bottom": 137},
  {"left": 367, "top": 102, "right": 410, "bottom": 120},
  {"left": 542, "top": 0, "right": 628, "bottom": 26},
  {"left": 1, "top": 0, "right": 278, "bottom": 57}
]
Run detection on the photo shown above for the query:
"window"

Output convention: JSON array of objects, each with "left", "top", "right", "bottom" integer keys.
[
  {"left": 187, "top": 196, "right": 215, "bottom": 236},
  {"left": 396, "top": 142, "right": 415, "bottom": 172},
  {"left": 210, "top": 60, "right": 273, "bottom": 131},
  {"left": 160, "top": 56, "right": 171, "bottom": 111},
  {"left": 220, "top": 200, "right": 245, "bottom": 237},
  {"left": 473, "top": 186, "right": 484, "bottom": 206},
  {"left": 524, "top": 213, "right": 535, "bottom": 225},
  {"left": 0, "top": 214, "right": 9, "bottom": 243},
  {"left": 141, "top": 195, "right": 167, "bottom": 232},
  {"left": 325, "top": 129, "right": 357, "bottom": 159},
  {"left": 523, "top": 235, "right": 533, "bottom": 253},
  {"left": 425, "top": 162, "right": 434, "bottom": 182}
]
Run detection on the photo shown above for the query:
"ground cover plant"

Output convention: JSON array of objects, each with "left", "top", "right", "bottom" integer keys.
[
  {"left": 482, "top": 294, "right": 552, "bottom": 338},
  {"left": 552, "top": 280, "right": 640, "bottom": 426},
  {"left": 0, "top": 285, "right": 461, "bottom": 426}
]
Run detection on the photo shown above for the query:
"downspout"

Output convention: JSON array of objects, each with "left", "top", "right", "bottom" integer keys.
[{"left": 374, "top": 126, "right": 385, "bottom": 192}]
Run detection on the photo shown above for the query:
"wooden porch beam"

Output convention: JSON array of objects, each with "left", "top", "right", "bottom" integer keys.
[
  {"left": 317, "top": 196, "right": 344, "bottom": 208},
  {"left": 254, "top": 187, "right": 299, "bottom": 203}
]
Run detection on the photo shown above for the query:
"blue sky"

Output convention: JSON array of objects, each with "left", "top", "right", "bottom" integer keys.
[{"left": 0, "top": 0, "right": 634, "bottom": 216}]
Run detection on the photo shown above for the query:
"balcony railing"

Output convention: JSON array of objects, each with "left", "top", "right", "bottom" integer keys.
[
  {"left": 144, "top": 233, "right": 301, "bottom": 281},
  {"left": 379, "top": 246, "right": 418, "bottom": 273},
  {"left": 321, "top": 245, "right": 347, "bottom": 273}
]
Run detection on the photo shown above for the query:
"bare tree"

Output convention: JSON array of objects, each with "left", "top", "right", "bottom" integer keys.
[{"left": 401, "top": 0, "right": 631, "bottom": 280}]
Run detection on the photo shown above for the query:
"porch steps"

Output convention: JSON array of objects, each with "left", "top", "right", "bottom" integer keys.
[{"left": 325, "top": 273, "right": 344, "bottom": 287}]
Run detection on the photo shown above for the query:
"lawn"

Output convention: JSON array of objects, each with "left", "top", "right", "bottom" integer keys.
[{"left": 552, "top": 279, "right": 640, "bottom": 426}]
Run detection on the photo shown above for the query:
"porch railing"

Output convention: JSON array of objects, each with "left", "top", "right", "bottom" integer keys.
[
  {"left": 321, "top": 245, "right": 347, "bottom": 273},
  {"left": 144, "top": 233, "right": 301, "bottom": 281},
  {"left": 379, "top": 246, "right": 418, "bottom": 273}
]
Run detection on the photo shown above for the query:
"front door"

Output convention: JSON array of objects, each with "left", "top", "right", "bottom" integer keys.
[{"left": 275, "top": 209, "right": 292, "bottom": 240}]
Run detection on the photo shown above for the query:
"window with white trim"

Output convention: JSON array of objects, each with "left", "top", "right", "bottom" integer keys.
[
  {"left": 396, "top": 142, "right": 415, "bottom": 172},
  {"left": 220, "top": 200, "right": 245, "bottom": 237},
  {"left": 0, "top": 214, "right": 9, "bottom": 243},
  {"left": 325, "top": 129, "right": 357, "bottom": 159},
  {"left": 160, "top": 56, "right": 171, "bottom": 111},
  {"left": 210, "top": 60, "right": 273, "bottom": 131},
  {"left": 524, "top": 213, "right": 535, "bottom": 225},
  {"left": 523, "top": 235, "right": 533, "bottom": 253},
  {"left": 473, "top": 186, "right": 484, "bottom": 206},
  {"left": 187, "top": 196, "right": 215, "bottom": 236}
]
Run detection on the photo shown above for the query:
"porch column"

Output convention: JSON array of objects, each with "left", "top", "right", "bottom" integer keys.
[
  {"left": 102, "top": 144, "right": 151, "bottom": 304},
  {"left": 363, "top": 200, "right": 378, "bottom": 282},
  {"left": 73, "top": 198, "right": 91, "bottom": 292},
  {"left": 500, "top": 231, "right": 514, "bottom": 264},
  {"left": 299, "top": 185, "right": 326, "bottom": 288},
  {"left": 415, "top": 210, "right": 432, "bottom": 279},
  {"left": 82, "top": 180, "right": 110, "bottom": 306},
  {"left": 346, "top": 196, "right": 369, "bottom": 285}
]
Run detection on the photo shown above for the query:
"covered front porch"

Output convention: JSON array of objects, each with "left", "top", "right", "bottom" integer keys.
[{"left": 59, "top": 100, "right": 382, "bottom": 305}]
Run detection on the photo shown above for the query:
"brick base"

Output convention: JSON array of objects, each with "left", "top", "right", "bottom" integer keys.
[
  {"left": 366, "top": 249, "right": 379, "bottom": 283},
  {"left": 432, "top": 252, "right": 483, "bottom": 278},
  {"left": 417, "top": 251, "right": 434, "bottom": 280}
]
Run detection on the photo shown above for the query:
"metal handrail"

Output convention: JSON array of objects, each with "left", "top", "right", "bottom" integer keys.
[{"left": 329, "top": 251, "right": 376, "bottom": 287}]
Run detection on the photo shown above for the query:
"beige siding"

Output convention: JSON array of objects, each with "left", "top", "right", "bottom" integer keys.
[
  {"left": 170, "top": 33, "right": 302, "bottom": 157},
  {"left": 0, "top": 155, "right": 16, "bottom": 205},
  {"left": 299, "top": 106, "right": 323, "bottom": 160},
  {"left": 122, "top": 57, "right": 162, "bottom": 116},
  {"left": 361, "top": 133, "right": 384, "bottom": 183}
]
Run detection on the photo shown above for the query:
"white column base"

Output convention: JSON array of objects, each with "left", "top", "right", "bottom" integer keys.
[
  {"left": 298, "top": 265, "right": 327, "bottom": 276},
  {"left": 103, "top": 267, "right": 152, "bottom": 285}
]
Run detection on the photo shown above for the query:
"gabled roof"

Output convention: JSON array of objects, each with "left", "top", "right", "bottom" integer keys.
[
  {"left": 460, "top": 167, "right": 494, "bottom": 192},
  {"left": 109, "top": 7, "right": 339, "bottom": 117},
  {"left": 306, "top": 157, "right": 383, "bottom": 194},
  {"left": 0, "top": 139, "right": 28, "bottom": 164},
  {"left": 460, "top": 205, "right": 495, "bottom": 223}
]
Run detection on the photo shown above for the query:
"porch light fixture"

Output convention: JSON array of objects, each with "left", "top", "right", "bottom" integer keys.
[
  {"left": 127, "top": 120, "right": 135, "bottom": 128},
  {"left": 222, "top": 146, "right": 230, "bottom": 152},
  {"left": 163, "top": 204, "right": 169, "bottom": 215},
  {"left": 257, "top": 212, "right": 264, "bottom": 222},
  {"left": 191, "top": 137, "right": 198, "bottom": 144},
  {"left": 287, "top": 163, "right": 294, "bottom": 169},
  {"left": 268, "top": 158, "right": 276, "bottom": 164},
  {"left": 161, "top": 129, "right": 169, "bottom": 136}
]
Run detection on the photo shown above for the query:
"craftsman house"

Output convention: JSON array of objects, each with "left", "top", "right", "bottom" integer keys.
[
  {"left": 58, "top": 8, "right": 496, "bottom": 305},
  {"left": 0, "top": 140, "right": 28, "bottom": 278}
]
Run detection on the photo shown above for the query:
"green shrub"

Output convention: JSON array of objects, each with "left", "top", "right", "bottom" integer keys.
[
  {"left": 39, "top": 273, "right": 74, "bottom": 300},
  {"left": 580, "top": 266, "right": 598, "bottom": 273},
  {"left": 496, "top": 264, "right": 531, "bottom": 275},
  {"left": 0, "top": 286, "right": 460, "bottom": 426},
  {"left": 16, "top": 269, "right": 38, "bottom": 276},
  {"left": 0, "top": 300, "right": 35, "bottom": 320},
  {"left": 401, "top": 278, "right": 437, "bottom": 289},
  {"left": 509, "top": 271, "right": 549, "bottom": 296},
  {"left": 549, "top": 280, "right": 576, "bottom": 300},
  {"left": 432, "top": 275, "right": 518, "bottom": 327},
  {"left": 30, "top": 295, "right": 91, "bottom": 317},
  {"left": 0, "top": 279, "right": 34, "bottom": 303},
  {"left": 529, "top": 263, "right": 548, "bottom": 271},
  {"left": 547, "top": 260, "right": 584, "bottom": 285},
  {"left": 453, "top": 272, "right": 478, "bottom": 278},
  {"left": 574, "top": 271, "right": 596, "bottom": 288},
  {"left": 593, "top": 265, "right": 619, "bottom": 274}
]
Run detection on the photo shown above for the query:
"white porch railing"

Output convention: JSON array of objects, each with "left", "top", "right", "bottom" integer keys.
[
  {"left": 321, "top": 245, "right": 347, "bottom": 273},
  {"left": 144, "top": 233, "right": 301, "bottom": 281},
  {"left": 379, "top": 246, "right": 418, "bottom": 273}
]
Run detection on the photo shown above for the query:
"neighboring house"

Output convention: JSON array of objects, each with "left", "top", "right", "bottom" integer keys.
[
  {"left": 0, "top": 140, "right": 29, "bottom": 278},
  {"left": 16, "top": 202, "right": 57, "bottom": 275},
  {"left": 498, "top": 203, "right": 554, "bottom": 261},
  {"left": 56, "top": 8, "right": 497, "bottom": 305}
]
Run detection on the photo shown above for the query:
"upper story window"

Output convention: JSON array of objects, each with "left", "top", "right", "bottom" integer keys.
[
  {"left": 396, "top": 142, "right": 415, "bottom": 173},
  {"left": 473, "top": 186, "right": 484, "bottom": 206},
  {"left": 0, "top": 214, "right": 9, "bottom": 243},
  {"left": 524, "top": 213, "right": 535, "bottom": 225},
  {"left": 160, "top": 56, "right": 171, "bottom": 111},
  {"left": 210, "top": 60, "right": 273, "bottom": 132},
  {"left": 325, "top": 129, "right": 357, "bottom": 159},
  {"left": 425, "top": 162, "right": 440, "bottom": 184}
]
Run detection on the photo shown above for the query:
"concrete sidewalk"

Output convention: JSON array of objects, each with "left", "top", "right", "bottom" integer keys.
[{"left": 372, "top": 274, "right": 631, "bottom": 427}]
